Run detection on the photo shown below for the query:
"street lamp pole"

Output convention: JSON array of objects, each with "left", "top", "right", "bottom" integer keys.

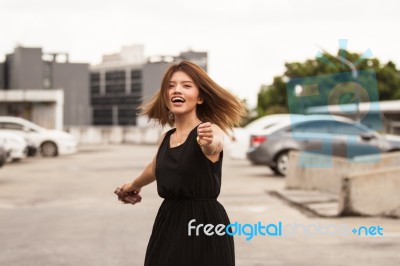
[
  {"left": 335, "top": 54, "right": 358, "bottom": 79},
  {"left": 319, "top": 48, "right": 360, "bottom": 120}
]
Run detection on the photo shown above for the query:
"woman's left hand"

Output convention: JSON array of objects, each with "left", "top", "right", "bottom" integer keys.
[{"left": 197, "top": 122, "right": 214, "bottom": 146}]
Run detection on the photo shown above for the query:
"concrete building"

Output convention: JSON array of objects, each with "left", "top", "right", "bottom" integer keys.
[
  {"left": 90, "top": 46, "right": 207, "bottom": 126},
  {"left": 90, "top": 45, "right": 145, "bottom": 126},
  {"left": 0, "top": 89, "right": 64, "bottom": 130},
  {"left": 0, "top": 62, "right": 5, "bottom": 89},
  {"left": 179, "top": 50, "right": 208, "bottom": 72},
  {"left": 0, "top": 46, "right": 91, "bottom": 128}
]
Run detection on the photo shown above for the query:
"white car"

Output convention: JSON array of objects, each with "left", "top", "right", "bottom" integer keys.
[
  {"left": 0, "top": 132, "right": 28, "bottom": 162},
  {"left": 226, "top": 114, "right": 300, "bottom": 159},
  {"left": 0, "top": 116, "right": 77, "bottom": 157},
  {"left": 0, "top": 144, "right": 6, "bottom": 167}
]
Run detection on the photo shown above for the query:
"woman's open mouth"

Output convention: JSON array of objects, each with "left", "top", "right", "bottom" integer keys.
[{"left": 171, "top": 96, "right": 186, "bottom": 105}]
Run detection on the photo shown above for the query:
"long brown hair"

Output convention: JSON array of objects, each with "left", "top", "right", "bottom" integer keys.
[{"left": 139, "top": 60, "right": 246, "bottom": 134}]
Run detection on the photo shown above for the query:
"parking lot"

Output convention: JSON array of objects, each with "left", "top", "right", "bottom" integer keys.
[{"left": 1, "top": 144, "right": 399, "bottom": 266}]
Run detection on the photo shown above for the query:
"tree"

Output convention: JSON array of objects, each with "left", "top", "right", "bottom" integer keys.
[{"left": 256, "top": 50, "right": 400, "bottom": 117}]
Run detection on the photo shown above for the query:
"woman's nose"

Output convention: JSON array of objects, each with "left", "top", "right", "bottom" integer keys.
[{"left": 173, "top": 85, "right": 182, "bottom": 93}]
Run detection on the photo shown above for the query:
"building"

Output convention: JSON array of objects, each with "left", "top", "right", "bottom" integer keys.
[
  {"left": 0, "top": 62, "right": 5, "bottom": 89},
  {"left": 90, "top": 46, "right": 207, "bottom": 126},
  {"left": 0, "top": 46, "right": 91, "bottom": 128},
  {"left": 179, "top": 50, "right": 208, "bottom": 72},
  {"left": 307, "top": 100, "right": 400, "bottom": 134}
]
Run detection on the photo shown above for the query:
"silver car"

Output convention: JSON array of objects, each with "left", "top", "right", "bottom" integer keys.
[{"left": 246, "top": 115, "right": 400, "bottom": 176}]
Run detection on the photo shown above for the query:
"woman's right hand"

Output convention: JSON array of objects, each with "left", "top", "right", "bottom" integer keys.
[
  {"left": 114, "top": 181, "right": 142, "bottom": 205},
  {"left": 120, "top": 181, "right": 141, "bottom": 194}
]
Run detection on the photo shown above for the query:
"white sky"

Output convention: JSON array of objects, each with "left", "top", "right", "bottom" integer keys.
[{"left": 0, "top": 0, "right": 399, "bottom": 108}]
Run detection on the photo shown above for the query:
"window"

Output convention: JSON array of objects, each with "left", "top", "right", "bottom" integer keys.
[
  {"left": 0, "top": 122, "right": 24, "bottom": 130},
  {"left": 131, "top": 83, "right": 141, "bottom": 92},
  {"left": 131, "top": 70, "right": 142, "bottom": 79},
  {"left": 106, "top": 71, "right": 125, "bottom": 80},
  {"left": 290, "top": 121, "right": 330, "bottom": 133},
  {"left": 329, "top": 121, "right": 366, "bottom": 135}
]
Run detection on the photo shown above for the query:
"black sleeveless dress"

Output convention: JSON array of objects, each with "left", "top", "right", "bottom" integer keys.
[{"left": 144, "top": 125, "right": 235, "bottom": 266}]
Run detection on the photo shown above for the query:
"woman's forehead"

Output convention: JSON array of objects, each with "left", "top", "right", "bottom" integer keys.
[{"left": 169, "top": 71, "right": 194, "bottom": 83}]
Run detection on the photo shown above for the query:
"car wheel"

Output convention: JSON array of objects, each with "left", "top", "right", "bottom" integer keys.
[
  {"left": 274, "top": 151, "right": 289, "bottom": 176},
  {"left": 41, "top": 142, "right": 58, "bottom": 157},
  {"left": 269, "top": 166, "right": 281, "bottom": 176}
]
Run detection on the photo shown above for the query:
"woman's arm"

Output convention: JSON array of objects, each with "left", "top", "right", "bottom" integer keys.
[
  {"left": 120, "top": 132, "right": 166, "bottom": 193},
  {"left": 122, "top": 158, "right": 156, "bottom": 192}
]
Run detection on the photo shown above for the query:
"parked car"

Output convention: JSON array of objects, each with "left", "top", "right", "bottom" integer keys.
[
  {"left": 226, "top": 114, "right": 302, "bottom": 159},
  {"left": 0, "top": 116, "right": 77, "bottom": 157},
  {"left": 0, "top": 132, "right": 28, "bottom": 162},
  {"left": 25, "top": 139, "right": 38, "bottom": 157},
  {"left": 247, "top": 115, "right": 400, "bottom": 176},
  {"left": 0, "top": 144, "right": 7, "bottom": 168}
]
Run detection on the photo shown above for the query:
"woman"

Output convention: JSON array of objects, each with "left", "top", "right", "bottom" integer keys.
[{"left": 117, "top": 60, "right": 245, "bottom": 266}]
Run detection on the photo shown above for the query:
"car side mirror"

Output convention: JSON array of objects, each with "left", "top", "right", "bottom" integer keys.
[{"left": 360, "top": 132, "right": 375, "bottom": 141}]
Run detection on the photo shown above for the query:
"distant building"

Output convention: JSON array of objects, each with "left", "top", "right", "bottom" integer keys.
[
  {"left": 0, "top": 45, "right": 208, "bottom": 128},
  {"left": 179, "top": 50, "right": 208, "bottom": 72},
  {"left": 0, "top": 46, "right": 91, "bottom": 128},
  {"left": 0, "top": 62, "right": 5, "bottom": 89},
  {"left": 90, "top": 46, "right": 207, "bottom": 126}
]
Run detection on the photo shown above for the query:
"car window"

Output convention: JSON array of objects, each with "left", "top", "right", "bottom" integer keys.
[
  {"left": 290, "top": 121, "right": 330, "bottom": 133},
  {"left": 329, "top": 121, "right": 367, "bottom": 135},
  {"left": 0, "top": 122, "right": 24, "bottom": 130},
  {"left": 245, "top": 120, "right": 276, "bottom": 131}
]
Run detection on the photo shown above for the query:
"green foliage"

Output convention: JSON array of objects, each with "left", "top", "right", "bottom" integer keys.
[
  {"left": 256, "top": 49, "right": 400, "bottom": 117},
  {"left": 239, "top": 98, "right": 252, "bottom": 127}
]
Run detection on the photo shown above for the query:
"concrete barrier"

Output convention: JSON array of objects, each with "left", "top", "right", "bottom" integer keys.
[
  {"left": 285, "top": 151, "right": 400, "bottom": 218},
  {"left": 339, "top": 167, "right": 400, "bottom": 217},
  {"left": 66, "top": 126, "right": 164, "bottom": 145},
  {"left": 286, "top": 151, "right": 400, "bottom": 193}
]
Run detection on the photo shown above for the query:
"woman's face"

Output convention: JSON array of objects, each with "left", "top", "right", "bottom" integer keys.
[{"left": 166, "top": 71, "right": 203, "bottom": 116}]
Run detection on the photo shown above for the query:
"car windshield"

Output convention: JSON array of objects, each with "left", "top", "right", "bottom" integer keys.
[
  {"left": 21, "top": 120, "right": 45, "bottom": 132},
  {"left": 260, "top": 121, "right": 292, "bottom": 135},
  {"left": 245, "top": 119, "right": 276, "bottom": 131},
  {"left": 245, "top": 115, "right": 293, "bottom": 131}
]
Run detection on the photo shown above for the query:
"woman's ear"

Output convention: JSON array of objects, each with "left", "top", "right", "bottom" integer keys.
[{"left": 197, "top": 94, "right": 204, "bottom": 105}]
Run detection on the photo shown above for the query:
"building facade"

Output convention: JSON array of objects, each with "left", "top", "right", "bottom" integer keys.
[
  {"left": 90, "top": 46, "right": 207, "bottom": 126},
  {"left": 0, "top": 46, "right": 91, "bottom": 127},
  {"left": 0, "top": 62, "right": 5, "bottom": 89}
]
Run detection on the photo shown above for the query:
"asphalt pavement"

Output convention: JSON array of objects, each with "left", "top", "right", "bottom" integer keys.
[{"left": 0, "top": 144, "right": 399, "bottom": 266}]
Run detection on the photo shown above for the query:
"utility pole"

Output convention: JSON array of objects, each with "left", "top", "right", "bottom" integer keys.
[{"left": 319, "top": 47, "right": 360, "bottom": 121}]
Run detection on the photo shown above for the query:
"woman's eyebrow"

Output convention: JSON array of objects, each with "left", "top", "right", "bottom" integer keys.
[{"left": 169, "top": 80, "right": 194, "bottom": 84}]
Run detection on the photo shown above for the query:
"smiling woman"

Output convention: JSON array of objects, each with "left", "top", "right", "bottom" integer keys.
[
  {"left": 115, "top": 60, "right": 246, "bottom": 266},
  {"left": 140, "top": 61, "right": 245, "bottom": 133}
]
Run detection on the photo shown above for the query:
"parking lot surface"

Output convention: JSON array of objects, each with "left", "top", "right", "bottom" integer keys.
[{"left": 0, "top": 145, "right": 399, "bottom": 265}]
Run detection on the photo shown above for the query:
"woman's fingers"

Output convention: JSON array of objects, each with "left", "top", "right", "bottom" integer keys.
[
  {"left": 115, "top": 186, "right": 142, "bottom": 205},
  {"left": 198, "top": 122, "right": 213, "bottom": 143}
]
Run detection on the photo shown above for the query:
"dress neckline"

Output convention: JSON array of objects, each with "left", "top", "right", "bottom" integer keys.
[{"left": 168, "top": 124, "right": 201, "bottom": 149}]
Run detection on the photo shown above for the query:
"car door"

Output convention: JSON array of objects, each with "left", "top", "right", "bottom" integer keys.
[
  {"left": 290, "top": 121, "right": 336, "bottom": 157},
  {"left": 0, "top": 122, "right": 41, "bottom": 148},
  {"left": 328, "top": 121, "right": 382, "bottom": 158}
]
